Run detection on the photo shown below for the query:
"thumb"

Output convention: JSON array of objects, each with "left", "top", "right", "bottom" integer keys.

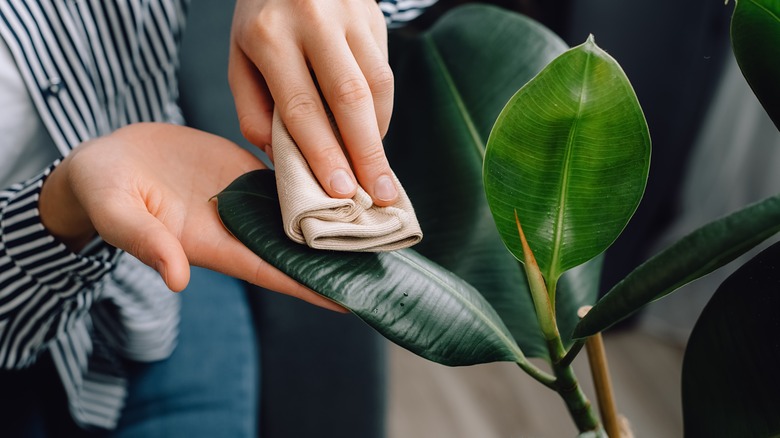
[{"left": 94, "top": 205, "right": 191, "bottom": 292}]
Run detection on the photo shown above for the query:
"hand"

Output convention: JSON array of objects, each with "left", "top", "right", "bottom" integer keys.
[
  {"left": 228, "top": 0, "right": 399, "bottom": 206},
  {"left": 39, "top": 123, "right": 344, "bottom": 312}
]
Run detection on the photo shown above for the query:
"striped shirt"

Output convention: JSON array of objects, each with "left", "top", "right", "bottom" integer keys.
[{"left": 0, "top": 0, "right": 436, "bottom": 431}]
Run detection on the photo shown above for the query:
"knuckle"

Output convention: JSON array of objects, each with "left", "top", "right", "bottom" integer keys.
[
  {"left": 367, "top": 65, "right": 394, "bottom": 96},
  {"left": 283, "top": 91, "right": 320, "bottom": 123},
  {"left": 307, "top": 143, "right": 345, "bottom": 169},
  {"left": 126, "top": 232, "right": 153, "bottom": 266},
  {"left": 238, "top": 115, "right": 270, "bottom": 146},
  {"left": 332, "top": 77, "right": 371, "bottom": 108},
  {"left": 351, "top": 141, "right": 387, "bottom": 169},
  {"left": 252, "top": 257, "right": 274, "bottom": 286},
  {"left": 241, "top": 14, "right": 274, "bottom": 44},
  {"left": 296, "top": 0, "right": 329, "bottom": 29}
]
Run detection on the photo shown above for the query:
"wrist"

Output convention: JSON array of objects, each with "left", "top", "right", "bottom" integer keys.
[{"left": 39, "top": 157, "right": 96, "bottom": 252}]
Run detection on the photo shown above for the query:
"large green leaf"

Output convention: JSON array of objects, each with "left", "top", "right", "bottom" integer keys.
[
  {"left": 215, "top": 170, "right": 525, "bottom": 366},
  {"left": 575, "top": 194, "right": 780, "bottom": 337},
  {"left": 387, "top": 4, "right": 600, "bottom": 358},
  {"left": 682, "top": 240, "right": 780, "bottom": 437},
  {"left": 731, "top": 0, "right": 780, "bottom": 130},
  {"left": 482, "top": 36, "right": 651, "bottom": 289}
]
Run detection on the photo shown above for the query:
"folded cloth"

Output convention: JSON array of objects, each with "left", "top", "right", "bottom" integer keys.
[{"left": 272, "top": 109, "right": 423, "bottom": 252}]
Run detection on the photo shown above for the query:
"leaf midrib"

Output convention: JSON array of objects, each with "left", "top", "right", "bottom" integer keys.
[
  {"left": 390, "top": 250, "right": 525, "bottom": 363},
  {"left": 746, "top": 0, "right": 780, "bottom": 24},
  {"left": 549, "top": 51, "right": 593, "bottom": 283},
  {"left": 424, "top": 34, "right": 486, "bottom": 158}
]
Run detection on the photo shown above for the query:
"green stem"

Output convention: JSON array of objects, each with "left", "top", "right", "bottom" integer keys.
[
  {"left": 516, "top": 361, "right": 557, "bottom": 390},
  {"left": 553, "top": 362, "right": 601, "bottom": 432},
  {"left": 559, "top": 338, "right": 586, "bottom": 368},
  {"left": 512, "top": 211, "right": 600, "bottom": 433}
]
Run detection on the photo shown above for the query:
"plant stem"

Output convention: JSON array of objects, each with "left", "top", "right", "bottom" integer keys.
[
  {"left": 552, "top": 362, "right": 601, "bottom": 432},
  {"left": 512, "top": 211, "right": 601, "bottom": 433}
]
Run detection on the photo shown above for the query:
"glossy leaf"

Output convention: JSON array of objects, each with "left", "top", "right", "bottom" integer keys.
[
  {"left": 556, "top": 255, "right": 602, "bottom": 344},
  {"left": 387, "top": 4, "right": 600, "bottom": 358},
  {"left": 483, "top": 36, "right": 650, "bottom": 290},
  {"left": 731, "top": 0, "right": 780, "bottom": 130},
  {"left": 682, "top": 240, "right": 780, "bottom": 437},
  {"left": 576, "top": 194, "right": 780, "bottom": 337},
  {"left": 215, "top": 170, "right": 525, "bottom": 366}
]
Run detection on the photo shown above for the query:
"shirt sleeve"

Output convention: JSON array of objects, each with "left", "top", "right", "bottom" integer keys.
[
  {"left": 0, "top": 161, "right": 119, "bottom": 369},
  {"left": 378, "top": 0, "right": 439, "bottom": 27}
]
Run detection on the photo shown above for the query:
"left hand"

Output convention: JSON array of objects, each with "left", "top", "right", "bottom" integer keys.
[
  {"left": 228, "top": 0, "right": 399, "bottom": 206},
  {"left": 40, "top": 123, "right": 345, "bottom": 312}
]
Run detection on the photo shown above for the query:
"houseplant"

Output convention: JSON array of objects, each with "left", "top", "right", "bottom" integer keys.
[{"left": 215, "top": 1, "right": 780, "bottom": 436}]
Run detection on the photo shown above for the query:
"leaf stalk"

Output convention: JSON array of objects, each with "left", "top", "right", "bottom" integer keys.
[
  {"left": 515, "top": 361, "right": 557, "bottom": 390},
  {"left": 515, "top": 211, "right": 601, "bottom": 432},
  {"left": 559, "top": 338, "right": 586, "bottom": 368}
]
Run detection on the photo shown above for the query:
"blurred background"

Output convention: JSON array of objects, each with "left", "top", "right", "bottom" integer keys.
[{"left": 178, "top": 1, "right": 780, "bottom": 436}]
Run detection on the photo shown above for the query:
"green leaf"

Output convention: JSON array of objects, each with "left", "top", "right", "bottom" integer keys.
[
  {"left": 556, "top": 255, "right": 603, "bottom": 345},
  {"left": 482, "top": 36, "right": 651, "bottom": 289},
  {"left": 387, "top": 4, "right": 600, "bottom": 358},
  {"left": 215, "top": 170, "right": 525, "bottom": 366},
  {"left": 575, "top": 194, "right": 780, "bottom": 338},
  {"left": 682, "top": 241, "right": 780, "bottom": 437},
  {"left": 731, "top": 0, "right": 780, "bottom": 130}
]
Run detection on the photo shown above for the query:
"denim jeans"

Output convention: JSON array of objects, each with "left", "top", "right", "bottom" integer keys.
[{"left": 0, "top": 267, "right": 259, "bottom": 437}]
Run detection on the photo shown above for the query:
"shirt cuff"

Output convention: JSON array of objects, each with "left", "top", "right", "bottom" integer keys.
[{"left": 1, "top": 161, "right": 119, "bottom": 296}]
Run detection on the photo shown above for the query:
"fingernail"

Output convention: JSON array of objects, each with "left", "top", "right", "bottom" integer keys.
[
  {"left": 330, "top": 169, "right": 356, "bottom": 196},
  {"left": 374, "top": 175, "right": 398, "bottom": 202}
]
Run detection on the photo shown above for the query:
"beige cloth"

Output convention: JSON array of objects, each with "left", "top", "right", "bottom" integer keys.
[{"left": 272, "top": 109, "right": 423, "bottom": 252}]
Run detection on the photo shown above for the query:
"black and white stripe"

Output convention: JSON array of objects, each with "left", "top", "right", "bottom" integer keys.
[
  {"left": 380, "top": 0, "right": 439, "bottom": 27},
  {"left": 0, "top": 0, "right": 186, "bottom": 429},
  {"left": 0, "top": 0, "right": 434, "bottom": 430}
]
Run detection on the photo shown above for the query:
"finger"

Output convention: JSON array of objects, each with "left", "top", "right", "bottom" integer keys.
[
  {"left": 188, "top": 213, "right": 347, "bottom": 313},
  {"left": 307, "top": 32, "right": 399, "bottom": 206},
  {"left": 213, "top": 242, "right": 346, "bottom": 313},
  {"left": 229, "top": 44, "right": 275, "bottom": 148},
  {"left": 253, "top": 42, "right": 358, "bottom": 199},
  {"left": 93, "top": 200, "right": 191, "bottom": 292},
  {"left": 263, "top": 144, "right": 274, "bottom": 163},
  {"left": 347, "top": 26, "right": 393, "bottom": 138}
]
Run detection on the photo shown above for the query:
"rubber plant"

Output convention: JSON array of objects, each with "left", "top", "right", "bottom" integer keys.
[{"left": 215, "top": 2, "right": 780, "bottom": 436}]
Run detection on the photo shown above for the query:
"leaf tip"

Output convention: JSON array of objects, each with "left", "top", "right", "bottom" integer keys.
[{"left": 581, "top": 34, "right": 603, "bottom": 55}]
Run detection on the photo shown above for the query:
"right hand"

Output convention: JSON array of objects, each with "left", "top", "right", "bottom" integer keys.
[
  {"left": 39, "top": 123, "right": 344, "bottom": 312},
  {"left": 228, "top": 0, "right": 399, "bottom": 206}
]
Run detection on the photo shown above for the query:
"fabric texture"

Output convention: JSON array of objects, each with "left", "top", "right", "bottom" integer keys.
[
  {"left": 0, "top": 0, "right": 435, "bottom": 430},
  {"left": 272, "top": 109, "right": 423, "bottom": 252},
  {"left": 0, "top": 267, "right": 256, "bottom": 438},
  {"left": 0, "top": 0, "right": 186, "bottom": 429}
]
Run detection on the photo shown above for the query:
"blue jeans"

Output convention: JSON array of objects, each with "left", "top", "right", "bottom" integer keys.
[{"left": 0, "top": 267, "right": 259, "bottom": 437}]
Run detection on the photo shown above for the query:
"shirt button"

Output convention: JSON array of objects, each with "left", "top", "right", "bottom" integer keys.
[{"left": 44, "top": 77, "right": 62, "bottom": 95}]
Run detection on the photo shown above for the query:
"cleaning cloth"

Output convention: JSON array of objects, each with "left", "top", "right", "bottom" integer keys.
[{"left": 272, "top": 109, "right": 423, "bottom": 252}]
